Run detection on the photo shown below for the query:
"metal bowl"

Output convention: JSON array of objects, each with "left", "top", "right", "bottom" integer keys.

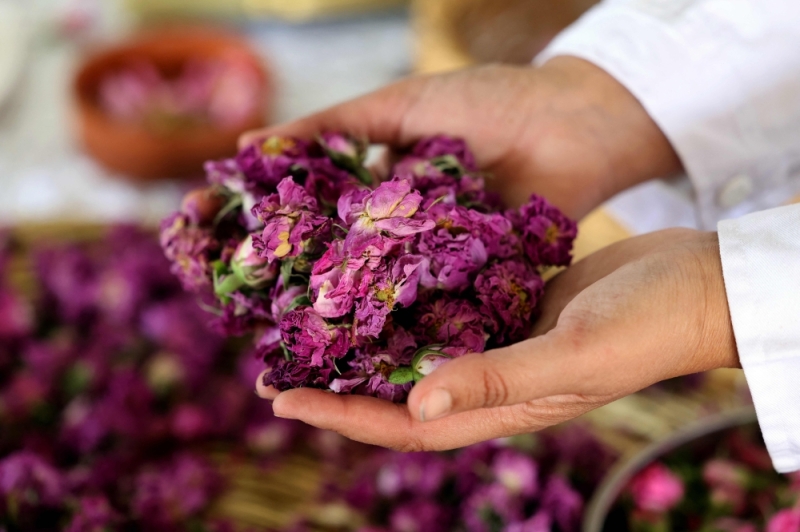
[{"left": 582, "top": 406, "right": 758, "bottom": 532}]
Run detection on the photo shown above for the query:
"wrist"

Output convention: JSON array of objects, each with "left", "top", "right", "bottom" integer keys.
[
  {"left": 532, "top": 57, "right": 682, "bottom": 214},
  {"left": 691, "top": 231, "right": 741, "bottom": 371}
]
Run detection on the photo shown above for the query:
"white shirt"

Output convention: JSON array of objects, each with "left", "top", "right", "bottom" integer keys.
[{"left": 535, "top": 0, "right": 800, "bottom": 472}]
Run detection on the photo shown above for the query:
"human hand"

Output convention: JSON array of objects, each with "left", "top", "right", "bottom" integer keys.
[
  {"left": 239, "top": 57, "right": 681, "bottom": 219},
  {"left": 258, "top": 228, "right": 739, "bottom": 451}
]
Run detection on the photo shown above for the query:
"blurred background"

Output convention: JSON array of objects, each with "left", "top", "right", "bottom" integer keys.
[{"left": 0, "top": 0, "right": 613, "bottom": 227}]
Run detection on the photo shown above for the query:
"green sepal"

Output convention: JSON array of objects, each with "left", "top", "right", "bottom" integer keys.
[
  {"left": 212, "top": 194, "right": 243, "bottom": 227},
  {"left": 213, "top": 271, "right": 246, "bottom": 298},
  {"left": 388, "top": 366, "right": 415, "bottom": 385},
  {"left": 281, "top": 342, "right": 293, "bottom": 362},
  {"left": 280, "top": 260, "right": 294, "bottom": 290},
  {"left": 285, "top": 294, "right": 311, "bottom": 314}
]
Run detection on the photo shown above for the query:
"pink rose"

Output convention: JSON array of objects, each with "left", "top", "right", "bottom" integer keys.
[
  {"left": 767, "top": 509, "right": 800, "bottom": 532},
  {"left": 629, "top": 463, "right": 685, "bottom": 513}
]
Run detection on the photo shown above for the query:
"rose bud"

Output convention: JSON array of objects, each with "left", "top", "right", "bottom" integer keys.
[
  {"left": 319, "top": 132, "right": 365, "bottom": 163},
  {"left": 318, "top": 132, "right": 371, "bottom": 184},
  {"left": 413, "top": 349, "right": 452, "bottom": 378},
  {"left": 230, "top": 235, "right": 278, "bottom": 290},
  {"left": 389, "top": 346, "right": 455, "bottom": 385},
  {"left": 180, "top": 187, "right": 227, "bottom": 227}
]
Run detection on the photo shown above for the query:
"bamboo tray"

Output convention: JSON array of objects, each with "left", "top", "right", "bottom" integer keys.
[{"left": 5, "top": 222, "right": 750, "bottom": 530}]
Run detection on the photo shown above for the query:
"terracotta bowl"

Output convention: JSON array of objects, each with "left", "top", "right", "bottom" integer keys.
[{"left": 73, "top": 25, "right": 273, "bottom": 182}]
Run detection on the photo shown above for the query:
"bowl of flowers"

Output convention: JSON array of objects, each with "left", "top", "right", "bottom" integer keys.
[
  {"left": 584, "top": 407, "right": 800, "bottom": 532},
  {"left": 73, "top": 25, "right": 272, "bottom": 181}
]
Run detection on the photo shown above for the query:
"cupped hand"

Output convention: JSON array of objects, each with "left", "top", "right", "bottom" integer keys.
[
  {"left": 239, "top": 56, "right": 680, "bottom": 219},
  {"left": 259, "top": 228, "right": 740, "bottom": 452}
]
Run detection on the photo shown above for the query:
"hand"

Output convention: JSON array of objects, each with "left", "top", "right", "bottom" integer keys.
[
  {"left": 258, "top": 228, "right": 740, "bottom": 452},
  {"left": 239, "top": 57, "right": 681, "bottom": 219}
]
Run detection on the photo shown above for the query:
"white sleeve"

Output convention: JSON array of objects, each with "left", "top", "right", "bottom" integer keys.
[
  {"left": 535, "top": 0, "right": 800, "bottom": 229},
  {"left": 718, "top": 203, "right": 800, "bottom": 473}
]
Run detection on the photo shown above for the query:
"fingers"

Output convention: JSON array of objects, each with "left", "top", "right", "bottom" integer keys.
[
  {"left": 406, "top": 331, "right": 599, "bottom": 423},
  {"left": 238, "top": 77, "right": 424, "bottom": 149},
  {"left": 532, "top": 228, "right": 702, "bottom": 335},
  {"left": 271, "top": 387, "right": 601, "bottom": 451}
]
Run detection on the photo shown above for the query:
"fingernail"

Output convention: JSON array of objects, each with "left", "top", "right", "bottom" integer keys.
[{"left": 419, "top": 389, "right": 452, "bottom": 422}]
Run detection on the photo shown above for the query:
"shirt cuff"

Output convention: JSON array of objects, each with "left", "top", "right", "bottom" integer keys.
[
  {"left": 718, "top": 203, "right": 800, "bottom": 473},
  {"left": 535, "top": 0, "right": 800, "bottom": 229}
]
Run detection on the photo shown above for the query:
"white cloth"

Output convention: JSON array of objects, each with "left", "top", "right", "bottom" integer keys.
[
  {"left": 535, "top": 0, "right": 800, "bottom": 472},
  {"left": 719, "top": 204, "right": 800, "bottom": 473},
  {"left": 536, "top": 0, "right": 800, "bottom": 231}
]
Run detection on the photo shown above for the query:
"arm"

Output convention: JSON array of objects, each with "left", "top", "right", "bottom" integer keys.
[
  {"left": 238, "top": 57, "right": 679, "bottom": 220},
  {"left": 537, "top": 0, "right": 800, "bottom": 228}
]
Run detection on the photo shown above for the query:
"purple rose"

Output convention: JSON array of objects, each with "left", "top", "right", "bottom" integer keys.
[
  {"left": 359, "top": 373, "right": 413, "bottom": 402},
  {"left": 505, "top": 512, "right": 553, "bottom": 532},
  {"left": 271, "top": 279, "right": 308, "bottom": 322},
  {"left": 541, "top": 475, "right": 583, "bottom": 532},
  {"left": 264, "top": 356, "right": 337, "bottom": 391},
  {"left": 132, "top": 453, "right": 221, "bottom": 528},
  {"left": 354, "top": 254, "right": 426, "bottom": 338},
  {"left": 474, "top": 259, "right": 544, "bottom": 344},
  {"left": 462, "top": 483, "right": 524, "bottom": 532},
  {"left": 252, "top": 177, "right": 330, "bottom": 262},
  {"left": 513, "top": 195, "right": 577, "bottom": 267},
  {"left": 310, "top": 240, "right": 372, "bottom": 318},
  {"left": 415, "top": 297, "right": 486, "bottom": 353},
  {"left": 35, "top": 245, "right": 99, "bottom": 322},
  {"left": 204, "top": 158, "right": 263, "bottom": 230},
  {"left": 212, "top": 290, "right": 274, "bottom": 337},
  {"left": 389, "top": 500, "right": 452, "bottom": 532},
  {"left": 159, "top": 212, "right": 220, "bottom": 291},
  {"left": 65, "top": 495, "right": 120, "bottom": 532},
  {"left": 415, "top": 204, "right": 510, "bottom": 292},
  {"left": 280, "top": 306, "right": 350, "bottom": 366},
  {"left": 410, "top": 135, "right": 478, "bottom": 172},
  {"left": 0, "top": 288, "right": 34, "bottom": 341},
  {"left": 491, "top": 449, "right": 538, "bottom": 497},
  {"left": 318, "top": 132, "right": 367, "bottom": 168},
  {"left": 628, "top": 462, "right": 685, "bottom": 514},
  {"left": 171, "top": 403, "right": 214, "bottom": 441},
  {"left": 236, "top": 136, "right": 310, "bottom": 188},
  {"left": 339, "top": 179, "right": 435, "bottom": 258},
  {"left": 376, "top": 452, "right": 450, "bottom": 498},
  {"left": 0, "top": 451, "right": 66, "bottom": 512}
]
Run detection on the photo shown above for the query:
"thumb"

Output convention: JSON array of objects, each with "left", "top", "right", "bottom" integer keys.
[
  {"left": 238, "top": 76, "right": 425, "bottom": 149},
  {"left": 406, "top": 331, "right": 600, "bottom": 423}
]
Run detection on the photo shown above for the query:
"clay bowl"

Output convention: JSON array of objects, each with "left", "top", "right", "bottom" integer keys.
[{"left": 73, "top": 25, "right": 273, "bottom": 182}]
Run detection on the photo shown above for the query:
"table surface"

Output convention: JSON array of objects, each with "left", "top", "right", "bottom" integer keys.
[{"left": 0, "top": 3, "right": 413, "bottom": 226}]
